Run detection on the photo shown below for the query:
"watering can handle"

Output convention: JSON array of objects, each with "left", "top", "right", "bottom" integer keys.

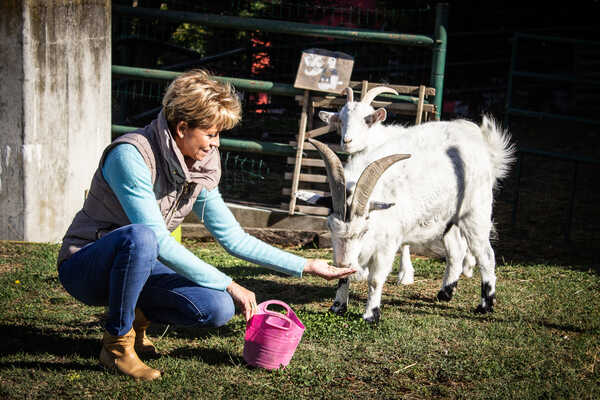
[
  {"left": 257, "top": 300, "right": 296, "bottom": 331},
  {"left": 257, "top": 300, "right": 293, "bottom": 315}
]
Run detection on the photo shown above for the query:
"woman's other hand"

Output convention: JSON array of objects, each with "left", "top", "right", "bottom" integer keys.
[
  {"left": 226, "top": 281, "right": 258, "bottom": 321},
  {"left": 303, "top": 259, "right": 356, "bottom": 281}
]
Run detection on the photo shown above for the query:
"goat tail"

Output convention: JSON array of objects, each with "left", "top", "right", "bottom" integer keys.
[{"left": 480, "top": 115, "right": 517, "bottom": 182}]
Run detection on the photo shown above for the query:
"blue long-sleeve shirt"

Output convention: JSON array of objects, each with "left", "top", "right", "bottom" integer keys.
[{"left": 102, "top": 143, "right": 306, "bottom": 291}]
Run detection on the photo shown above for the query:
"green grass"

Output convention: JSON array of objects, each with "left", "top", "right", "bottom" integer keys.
[{"left": 1, "top": 239, "right": 599, "bottom": 399}]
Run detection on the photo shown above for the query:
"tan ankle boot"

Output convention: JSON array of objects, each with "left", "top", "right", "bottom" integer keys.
[
  {"left": 99, "top": 327, "right": 161, "bottom": 381},
  {"left": 133, "top": 307, "right": 158, "bottom": 356}
]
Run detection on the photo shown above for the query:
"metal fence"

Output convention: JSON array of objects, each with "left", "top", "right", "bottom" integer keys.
[
  {"left": 111, "top": 2, "right": 599, "bottom": 263},
  {"left": 111, "top": 1, "right": 444, "bottom": 132},
  {"left": 111, "top": 1, "right": 448, "bottom": 205},
  {"left": 498, "top": 33, "right": 600, "bottom": 260}
]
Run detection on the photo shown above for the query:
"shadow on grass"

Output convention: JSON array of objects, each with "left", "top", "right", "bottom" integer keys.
[
  {"left": 0, "top": 361, "right": 102, "bottom": 373},
  {"left": 167, "top": 346, "right": 245, "bottom": 366},
  {"left": 393, "top": 293, "right": 454, "bottom": 309},
  {"left": 383, "top": 296, "right": 595, "bottom": 334},
  {"left": 215, "top": 264, "right": 280, "bottom": 279},
  {"left": 152, "top": 321, "right": 244, "bottom": 340},
  {"left": 232, "top": 278, "right": 337, "bottom": 305},
  {"left": 0, "top": 324, "right": 101, "bottom": 367},
  {"left": 0, "top": 323, "right": 243, "bottom": 369}
]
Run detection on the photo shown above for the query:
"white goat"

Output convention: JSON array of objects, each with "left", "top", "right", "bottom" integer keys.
[
  {"left": 318, "top": 87, "right": 475, "bottom": 286},
  {"left": 305, "top": 115, "right": 514, "bottom": 322}
]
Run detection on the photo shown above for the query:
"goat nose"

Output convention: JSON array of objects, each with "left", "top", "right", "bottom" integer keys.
[
  {"left": 338, "top": 263, "right": 351, "bottom": 269},
  {"left": 343, "top": 137, "right": 352, "bottom": 144}
]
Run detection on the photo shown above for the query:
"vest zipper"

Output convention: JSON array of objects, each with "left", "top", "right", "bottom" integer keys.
[
  {"left": 166, "top": 182, "right": 192, "bottom": 227},
  {"left": 200, "top": 192, "right": 208, "bottom": 223}
]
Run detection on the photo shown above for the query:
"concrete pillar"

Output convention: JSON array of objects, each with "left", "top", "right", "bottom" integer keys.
[{"left": 0, "top": 1, "right": 111, "bottom": 242}]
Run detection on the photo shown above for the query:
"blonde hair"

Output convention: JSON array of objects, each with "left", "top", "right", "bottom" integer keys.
[{"left": 162, "top": 69, "right": 241, "bottom": 133}]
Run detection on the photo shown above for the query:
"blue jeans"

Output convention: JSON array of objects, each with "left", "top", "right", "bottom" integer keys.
[{"left": 58, "top": 224, "right": 235, "bottom": 336}]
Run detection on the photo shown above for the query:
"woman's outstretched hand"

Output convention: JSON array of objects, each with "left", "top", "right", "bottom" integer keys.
[
  {"left": 226, "top": 281, "right": 258, "bottom": 321},
  {"left": 303, "top": 259, "right": 356, "bottom": 281}
]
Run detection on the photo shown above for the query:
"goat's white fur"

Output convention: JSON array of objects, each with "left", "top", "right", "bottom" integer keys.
[
  {"left": 311, "top": 115, "right": 514, "bottom": 321},
  {"left": 319, "top": 98, "right": 475, "bottom": 286}
]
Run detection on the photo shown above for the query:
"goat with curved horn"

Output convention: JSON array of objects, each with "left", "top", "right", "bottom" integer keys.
[
  {"left": 349, "top": 153, "right": 411, "bottom": 219},
  {"left": 360, "top": 86, "right": 398, "bottom": 106},
  {"left": 307, "top": 138, "right": 347, "bottom": 220}
]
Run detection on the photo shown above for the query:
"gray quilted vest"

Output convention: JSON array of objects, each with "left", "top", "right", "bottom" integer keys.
[{"left": 57, "top": 110, "right": 221, "bottom": 266}]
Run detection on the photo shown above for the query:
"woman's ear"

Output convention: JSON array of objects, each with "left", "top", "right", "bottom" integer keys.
[{"left": 175, "top": 121, "right": 187, "bottom": 138}]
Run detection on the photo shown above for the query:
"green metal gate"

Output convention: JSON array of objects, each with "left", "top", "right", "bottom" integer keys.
[{"left": 111, "top": 2, "right": 449, "bottom": 210}]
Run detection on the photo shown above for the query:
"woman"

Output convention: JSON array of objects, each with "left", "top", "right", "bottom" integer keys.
[{"left": 57, "top": 69, "right": 355, "bottom": 381}]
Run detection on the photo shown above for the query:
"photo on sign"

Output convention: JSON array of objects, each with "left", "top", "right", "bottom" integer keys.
[{"left": 294, "top": 49, "right": 354, "bottom": 94}]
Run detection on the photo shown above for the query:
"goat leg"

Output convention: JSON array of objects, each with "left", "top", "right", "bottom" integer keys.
[
  {"left": 437, "top": 224, "right": 465, "bottom": 302},
  {"left": 363, "top": 272, "right": 387, "bottom": 323},
  {"left": 473, "top": 240, "right": 497, "bottom": 314},
  {"left": 397, "top": 244, "right": 414, "bottom": 285},
  {"left": 330, "top": 278, "right": 349, "bottom": 315},
  {"left": 475, "top": 282, "right": 496, "bottom": 314}
]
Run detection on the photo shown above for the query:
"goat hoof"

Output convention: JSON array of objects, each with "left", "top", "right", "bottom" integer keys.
[
  {"left": 436, "top": 289, "right": 453, "bottom": 302},
  {"left": 436, "top": 282, "right": 457, "bottom": 302},
  {"left": 329, "top": 301, "right": 347, "bottom": 315},
  {"left": 363, "top": 307, "right": 381, "bottom": 324},
  {"left": 474, "top": 304, "right": 494, "bottom": 314},
  {"left": 476, "top": 282, "right": 496, "bottom": 314}
]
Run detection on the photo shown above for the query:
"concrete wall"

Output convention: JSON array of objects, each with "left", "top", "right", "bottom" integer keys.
[
  {"left": 0, "top": 1, "right": 26, "bottom": 239},
  {"left": 0, "top": 0, "right": 111, "bottom": 242}
]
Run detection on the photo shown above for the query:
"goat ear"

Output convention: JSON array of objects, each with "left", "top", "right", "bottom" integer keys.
[
  {"left": 369, "top": 201, "right": 395, "bottom": 212},
  {"left": 374, "top": 108, "right": 387, "bottom": 122},
  {"left": 365, "top": 108, "right": 387, "bottom": 127},
  {"left": 319, "top": 111, "right": 339, "bottom": 124}
]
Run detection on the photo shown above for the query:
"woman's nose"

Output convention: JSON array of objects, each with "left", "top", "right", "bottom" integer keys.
[{"left": 211, "top": 136, "right": 220, "bottom": 148}]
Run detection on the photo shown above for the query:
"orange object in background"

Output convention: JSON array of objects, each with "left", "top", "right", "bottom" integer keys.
[{"left": 250, "top": 35, "right": 271, "bottom": 113}]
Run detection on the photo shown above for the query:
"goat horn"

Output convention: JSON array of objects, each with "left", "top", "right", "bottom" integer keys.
[
  {"left": 349, "top": 153, "right": 411, "bottom": 219},
  {"left": 307, "top": 138, "right": 347, "bottom": 220},
  {"left": 343, "top": 87, "right": 354, "bottom": 103},
  {"left": 360, "top": 86, "right": 398, "bottom": 105}
]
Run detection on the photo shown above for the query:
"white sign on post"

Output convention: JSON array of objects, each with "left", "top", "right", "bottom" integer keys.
[{"left": 294, "top": 48, "right": 354, "bottom": 94}]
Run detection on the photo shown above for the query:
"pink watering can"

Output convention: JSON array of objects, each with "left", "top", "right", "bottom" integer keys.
[{"left": 243, "top": 300, "right": 305, "bottom": 370}]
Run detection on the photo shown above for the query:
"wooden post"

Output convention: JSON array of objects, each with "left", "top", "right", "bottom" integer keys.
[
  {"left": 415, "top": 84, "right": 426, "bottom": 124},
  {"left": 288, "top": 90, "right": 310, "bottom": 215},
  {"left": 360, "top": 80, "right": 369, "bottom": 100}
]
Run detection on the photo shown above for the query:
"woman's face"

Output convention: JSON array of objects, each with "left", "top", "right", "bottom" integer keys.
[{"left": 174, "top": 121, "right": 220, "bottom": 162}]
